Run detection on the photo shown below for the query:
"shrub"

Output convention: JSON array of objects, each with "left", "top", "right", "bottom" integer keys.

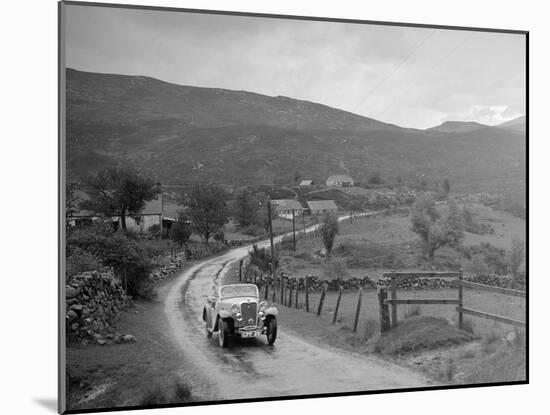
[
  {"left": 460, "top": 243, "right": 507, "bottom": 275},
  {"left": 249, "top": 245, "right": 277, "bottom": 273},
  {"left": 169, "top": 221, "right": 192, "bottom": 247},
  {"left": 147, "top": 224, "right": 161, "bottom": 238},
  {"left": 464, "top": 254, "right": 490, "bottom": 277},
  {"left": 67, "top": 224, "right": 153, "bottom": 298},
  {"left": 462, "top": 206, "right": 494, "bottom": 235},
  {"left": 363, "top": 319, "right": 379, "bottom": 340},
  {"left": 320, "top": 213, "right": 339, "bottom": 255},
  {"left": 241, "top": 224, "right": 264, "bottom": 237},
  {"left": 368, "top": 171, "right": 383, "bottom": 185},
  {"left": 322, "top": 258, "right": 350, "bottom": 280},
  {"left": 66, "top": 247, "right": 104, "bottom": 280}
]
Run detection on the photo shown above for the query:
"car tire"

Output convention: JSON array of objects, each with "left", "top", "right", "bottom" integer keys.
[
  {"left": 266, "top": 317, "right": 277, "bottom": 345},
  {"left": 218, "top": 318, "right": 229, "bottom": 348}
]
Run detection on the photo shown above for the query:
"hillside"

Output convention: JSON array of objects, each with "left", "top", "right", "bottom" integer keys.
[
  {"left": 497, "top": 115, "right": 526, "bottom": 133},
  {"left": 426, "top": 121, "right": 488, "bottom": 134},
  {"left": 65, "top": 68, "right": 526, "bottom": 196}
]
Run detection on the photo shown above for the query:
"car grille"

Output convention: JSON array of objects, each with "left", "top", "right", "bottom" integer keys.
[{"left": 240, "top": 301, "right": 257, "bottom": 326}]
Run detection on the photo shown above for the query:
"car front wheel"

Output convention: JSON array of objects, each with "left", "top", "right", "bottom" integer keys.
[
  {"left": 218, "top": 318, "right": 229, "bottom": 348},
  {"left": 266, "top": 317, "right": 277, "bottom": 345}
]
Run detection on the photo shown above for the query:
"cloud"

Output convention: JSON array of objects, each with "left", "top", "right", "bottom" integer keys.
[
  {"left": 64, "top": 4, "right": 526, "bottom": 130},
  {"left": 442, "top": 105, "right": 523, "bottom": 126}
]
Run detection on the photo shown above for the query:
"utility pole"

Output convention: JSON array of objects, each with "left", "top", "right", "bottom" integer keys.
[
  {"left": 292, "top": 209, "right": 296, "bottom": 251},
  {"left": 267, "top": 197, "right": 275, "bottom": 271}
]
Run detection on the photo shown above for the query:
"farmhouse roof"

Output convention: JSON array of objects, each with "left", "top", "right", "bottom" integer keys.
[
  {"left": 271, "top": 199, "right": 304, "bottom": 211},
  {"left": 299, "top": 180, "right": 313, "bottom": 186},
  {"left": 68, "top": 192, "right": 179, "bottom": 218},
  {"left": 306, "top": 200, "right": 338, "bottom": 210}
]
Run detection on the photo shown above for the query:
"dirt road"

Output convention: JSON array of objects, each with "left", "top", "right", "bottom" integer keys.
[{"left": 164, "top": 215, "right": 429, "bottom": 401}]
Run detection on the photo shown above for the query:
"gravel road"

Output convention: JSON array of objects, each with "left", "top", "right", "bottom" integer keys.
[{"left": 164, "top": 214, "right": 429, "bottom": 401}]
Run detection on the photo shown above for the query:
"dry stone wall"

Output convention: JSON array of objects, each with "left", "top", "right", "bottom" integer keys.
[{"left": 66, "top": 270, "right": 129, "bottom": 344}]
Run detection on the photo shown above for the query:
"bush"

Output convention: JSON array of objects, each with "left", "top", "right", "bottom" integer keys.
[
  {"left": 169, "top": 221, "right": 192, "bottom": 247},
  {"left": 462, "top": 207, "right": 494, "bottom": 235},
  {"left": 147, "top": 224, "right": 161, "bottom": 238},
  {"left": 241, "top": 224, "right": 265, "bottom": 237},
  {"left": 320, "top": 213, "right": 339, "bottom": 255},
  {"left": 368, "top": 171, "right": 383, "bottom": 185},
  {"left": 67, "top": 224, "right": 153, "bottom": 298},
  {"left": 249, "top": 244, "right": 277, "bottom": 273},
  {"left": 460, "top": 243, "right": 507, "bottom": 275},
  {"left": 464, "top": 253, "right": 490, "bottom": 277},
  {"left": 66, "top": 247, "right": 104, "bottom": 280},
  {"left": 322, "top": 258, "right": 350, "bottom": 280}
]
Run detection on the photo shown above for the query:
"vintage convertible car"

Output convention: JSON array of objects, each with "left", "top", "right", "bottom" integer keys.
[{"left": 202, "top": 283, "right": 278, "bottom": 347}]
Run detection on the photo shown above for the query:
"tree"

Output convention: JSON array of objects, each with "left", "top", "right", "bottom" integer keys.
[
  {"left": 186, "top": 184, "right": 228, "bottom": 244},
  {"left": 66, "top": 223, "right": 152, "bottom": 297},
  {"left": 232, "top": 190, "right": 259, "bottom": 227},
  {"left": 294, "top": 170, "right": 302, "bottom": 184},
  {"left": 410, "top": 195, "right": 464, "bottom": 258},
  {"left": 81, "top": 167, "right": 160, "bottom": 232},
  {"left": 320, "top": 213, "right": 339, "bottom": 256},
  {"left": 442, "top": 177, "right": 451, "bottom": 195},
  {"left": 508, "top": 238, "right": 525, "bottom": 279}
]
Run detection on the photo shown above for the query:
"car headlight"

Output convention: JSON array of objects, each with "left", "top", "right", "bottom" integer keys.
[
  {"left": 231, "top": 304, "right": 240, "bottom": 314},
  {"left": 235, "top": 312, "right": 243, "bottom": 321},
  {"left": 258, "top": 310, "right": 265, "bottom": 320},
  {"left": 259, "top": 301, "right": 267, "bottom": 311}
]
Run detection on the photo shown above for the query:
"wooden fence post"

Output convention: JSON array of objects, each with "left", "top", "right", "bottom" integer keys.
[
  {"left": 353, "top": 287, "right": 363, "bottom": 332},
  {"left": 295, "top": 279, "right": 299, "bottom": 308},
  {"left": 378, "top": 287, "right": 391, "bottom": 333},
  {"left": 458, "top": 270, "right": 463, "bottom": 330},
  {"left": 390, "top": 276, "right": 398, "bottom": 328},
  {"left": 264, "top": 275, "right": 269, "bottom": 300},
  {"left": 332, "top": 286, "right": 343, "bottom": 324},
  {"left": 280, "top": 276, "right": 285, "bottom": 305},
  {"left": 317, "top": 283, "right": 327, "bottom": 316},
  {"left": 287, "top": 283, "right": 293, "bottom": 307},
  {"left": 305, "top": 276, "right": 310, "bottom": 312},
  {"left": 239, "top": 259, "right": 243, "bottom": 282}
]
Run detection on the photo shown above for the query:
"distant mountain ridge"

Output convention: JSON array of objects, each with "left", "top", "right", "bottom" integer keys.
[
  {"left": 65, "top": 68, "right": 526, "bottom": 196},
  {"left": 426, "top": 121, "right": 488, "bottom": 134}
]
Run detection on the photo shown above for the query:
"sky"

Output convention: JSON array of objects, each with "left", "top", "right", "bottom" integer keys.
[{"left": 64, "top": 4, "right": 526, "bottom": 129}]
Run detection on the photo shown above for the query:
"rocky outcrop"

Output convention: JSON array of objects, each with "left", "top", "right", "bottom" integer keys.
[{"left": 66, "top": 271, "right": 129, "bottom": 344}]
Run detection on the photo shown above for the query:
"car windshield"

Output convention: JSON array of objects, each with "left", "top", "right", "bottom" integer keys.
[{"left": 220, "top": 285, "right": 258, "bottom": 299}]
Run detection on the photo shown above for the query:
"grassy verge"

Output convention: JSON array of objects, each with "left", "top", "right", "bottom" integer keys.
[
  {"left": 66, "top": 268, "right": 196, "bottom": 411},
  {"left": 372, "top": 316, "right": 475, "bottom": 356}
]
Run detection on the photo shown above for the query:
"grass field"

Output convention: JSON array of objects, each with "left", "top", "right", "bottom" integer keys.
[{"left": 277, "top": 202, "right": 526, "bottom": 279}]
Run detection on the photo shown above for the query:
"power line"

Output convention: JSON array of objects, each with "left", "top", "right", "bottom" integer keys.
[
  {"left": 353, "top": 29, "right": 436, "bottom": 113},
  {"left": 375, "top": 31, "right": 474, "bottom": 122}
]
